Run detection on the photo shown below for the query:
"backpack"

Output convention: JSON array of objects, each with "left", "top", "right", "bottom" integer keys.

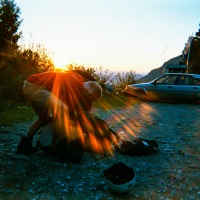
[{"left": 112, "top": 131, "right": 158, "bottom": 156}]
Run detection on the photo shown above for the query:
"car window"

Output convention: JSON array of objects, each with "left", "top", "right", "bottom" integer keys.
[
  {"left": 176, "top": 75, "right": 200, "bottom": 85},
  {"left": 185, "top": 76, "right": 194, "bottom": 85},
  {"left": 176, "top": 75, "right": 189, "bottom": 85},
  {"left": 192, "top": 77, "right": 200, "bottom": 85},
  {"left": 155, "top": 75, "right": 177, "bottom": 85}
]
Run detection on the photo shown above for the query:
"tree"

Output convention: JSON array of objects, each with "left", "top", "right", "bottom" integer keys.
[
  {"left": 188, "top": 37, "right": 200, "bottom": 74},
  {"left": 66, "top": 64, "right": 113, "bottom": 89},
  {"left": 0, "top": 1, "right": 54, "bottom": 102},
  {"left": 0, "top": 0, "right": 23, "bottom": 102},
  {"left": 0, "top": 0, "right": 22, "bottom": 52},
  {"left": 19, "top": 43, "right": 55, "bottom": 75}
]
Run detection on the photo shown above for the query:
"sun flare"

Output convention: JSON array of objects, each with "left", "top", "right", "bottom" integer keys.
[{"left": 53, "top": 55, "right": 69, "bottom": 70}]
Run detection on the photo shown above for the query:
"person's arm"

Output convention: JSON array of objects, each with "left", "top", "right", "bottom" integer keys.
[{"left": 48, "top": 93, "right": 69, "bottom": 118}]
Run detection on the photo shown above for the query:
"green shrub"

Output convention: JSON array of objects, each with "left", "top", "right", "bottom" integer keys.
[
  {"left": 66, "top": 64, "right": 113, "bottom": 91},
  {"left": 111, "top": 70, "right": 136, "bottom": 94},
  {"left": 66, "top": 64, "right": 137, "bottom": 95},
  {"left": 0, "top": 42, "right": 55, "bottom": 102}
]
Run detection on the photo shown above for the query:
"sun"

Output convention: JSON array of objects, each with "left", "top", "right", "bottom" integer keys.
[{"left": 53, "top": 55, "right": 69, "bottom": 70}]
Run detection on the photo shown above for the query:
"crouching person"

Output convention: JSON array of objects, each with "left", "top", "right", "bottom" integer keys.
[{"left": 16, "top": 70, "right": 102, "bottom": 163}]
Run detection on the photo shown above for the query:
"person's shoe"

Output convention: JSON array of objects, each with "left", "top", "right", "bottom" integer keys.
[{"left": 16, "top": 136, "right": 37, "bottom": 155}]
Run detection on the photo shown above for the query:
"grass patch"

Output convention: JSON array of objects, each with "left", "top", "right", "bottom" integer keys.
[
  {"left": 0, "top": 93, "right": 136, "bottom": 126},
  {"left": 0, "top": 104, "right": 35, "bottom": 126}
]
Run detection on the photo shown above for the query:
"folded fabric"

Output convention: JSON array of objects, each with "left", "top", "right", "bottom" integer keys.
[{"left": 113, "top": 136, "right": 158, "bottom": 156}]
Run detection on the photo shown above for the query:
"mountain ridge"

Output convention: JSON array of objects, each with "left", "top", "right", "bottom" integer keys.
[{"left": 138, "top": 55, "right": 182, "bottom": 82}]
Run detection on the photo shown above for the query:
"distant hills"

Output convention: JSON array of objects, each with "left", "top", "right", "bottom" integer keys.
[
  {"left": 138, "top": 55, "right": 182, "bottom": 82},
  {"left": 135, "top": 73, "right": 144, "bottom": 80},
  {"left": 106, "top": 55, "right": 182, "bottom": 84}
]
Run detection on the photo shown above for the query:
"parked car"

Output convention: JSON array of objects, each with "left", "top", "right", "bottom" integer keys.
[{"left": 124, "top": 73, "right": 200, "bottom": 102}]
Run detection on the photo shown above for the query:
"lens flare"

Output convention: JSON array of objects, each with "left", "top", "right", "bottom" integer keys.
[{"left": 50, "top": 74, "right": 157, "bottom": 156}]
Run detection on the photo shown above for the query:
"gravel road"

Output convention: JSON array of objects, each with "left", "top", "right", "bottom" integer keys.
[{"left": 0, "top": 98, "right": 200, "bottom": 200}]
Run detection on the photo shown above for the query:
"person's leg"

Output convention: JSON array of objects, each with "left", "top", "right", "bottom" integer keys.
[
  {"left": 27, "top": 101, "right": 50, "bottom": 139},
  {"left": 16, "top": 102, "right": 50, "bottom": 154},
  {"left": 17, "top": 83, "right": 51, "bottom": 154}
]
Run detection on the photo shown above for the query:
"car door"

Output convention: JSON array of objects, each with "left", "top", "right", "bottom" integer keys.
[
  {"left": 173, "top": 75, "right": 200, "bottom": 101},
  {"left": 146, "top": 74, "right": 178, "bottom": 100}
]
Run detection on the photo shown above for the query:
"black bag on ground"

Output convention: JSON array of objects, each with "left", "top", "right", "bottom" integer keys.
[{"left": 113, "top": 135, "right": 158, "bottom": 156}]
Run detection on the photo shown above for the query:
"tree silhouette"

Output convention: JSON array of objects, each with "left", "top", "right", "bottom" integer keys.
[
  {"left": 188, "top": 37, "right": 200, "bottom": 74},
  {"left": 0, "top": 0, "right": 22, "bottom": 52}
]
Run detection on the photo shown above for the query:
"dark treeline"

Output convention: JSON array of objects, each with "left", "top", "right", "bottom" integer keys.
[{"left": 0, "top": 0, "right": 55, "bottom": 103}]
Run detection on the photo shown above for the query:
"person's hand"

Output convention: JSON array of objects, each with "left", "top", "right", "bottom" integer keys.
[{"left": 16, "top": 136, "right": 36, "bottom": 155}]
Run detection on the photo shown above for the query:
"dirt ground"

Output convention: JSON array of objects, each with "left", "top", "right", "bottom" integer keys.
[{"left": 0, "top": 98, "right": 200, "bottom": 200}]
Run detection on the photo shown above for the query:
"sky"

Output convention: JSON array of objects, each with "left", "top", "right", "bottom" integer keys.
[{"left": 15, "top": 0, "right": 200, "bottom": 74}]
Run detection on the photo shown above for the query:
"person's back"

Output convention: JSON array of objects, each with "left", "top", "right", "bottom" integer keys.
[{"left": 27, "top": 71, "right": 93, "bottom": 113}]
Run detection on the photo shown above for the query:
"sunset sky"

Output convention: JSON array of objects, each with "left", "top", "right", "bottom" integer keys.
[{"left": 15, "top": 0, "right": 200, "bottom": 74}]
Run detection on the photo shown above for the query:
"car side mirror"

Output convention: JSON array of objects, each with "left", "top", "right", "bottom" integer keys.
[{"left": 152, "top": 81, "right": 156, "bottom": 85}]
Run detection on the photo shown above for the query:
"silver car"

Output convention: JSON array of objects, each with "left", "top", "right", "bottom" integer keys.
[{"left": 124, "top": 73, "right": 200, "bottom": 102}]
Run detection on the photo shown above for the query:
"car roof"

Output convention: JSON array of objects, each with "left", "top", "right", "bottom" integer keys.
[
  {"left": 164, "top": 73, "right": 200, "bottom": 78},
  {"left": 191, "top": 74, "right": 200, "bottom": 79}
]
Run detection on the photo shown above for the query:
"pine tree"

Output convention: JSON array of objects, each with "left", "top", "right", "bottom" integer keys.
[{"left": 0, "top": 0, "right": 22, "bottom": 52}]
